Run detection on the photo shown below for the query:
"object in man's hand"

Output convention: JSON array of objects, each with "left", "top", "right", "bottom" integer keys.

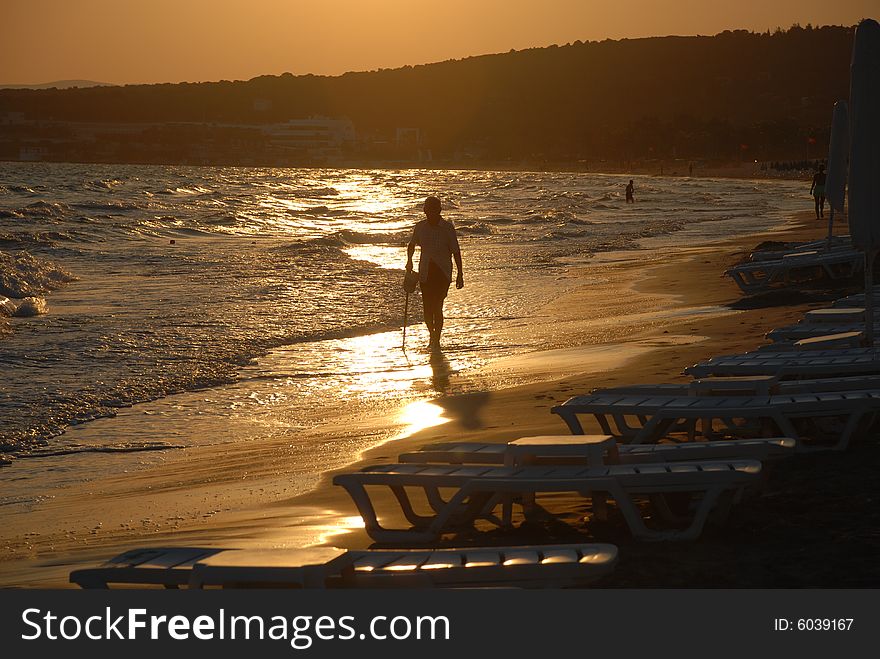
[{"left": 403, "top": 270, "right": 419, "bottom": 293}]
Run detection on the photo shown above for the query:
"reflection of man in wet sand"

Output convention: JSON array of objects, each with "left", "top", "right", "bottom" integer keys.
[{"left": 406, "top": 196, "right": 464, "bottom": 350}]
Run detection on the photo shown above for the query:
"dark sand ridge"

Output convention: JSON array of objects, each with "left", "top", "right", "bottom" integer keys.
[{"left": 2, "top": 210, "right": 877, "bottom": 588}]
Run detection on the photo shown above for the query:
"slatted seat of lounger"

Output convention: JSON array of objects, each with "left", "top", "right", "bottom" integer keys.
[
  {"left": 550, "top": 390, "right": 880, "bottom": 451},
  {"left": 69, "top": 547, "right": 226, "bottom": 588},
  {"left": 804, "top": 308, "right": 870, "bottom": 324},
  {"left": 72, "top": 544, "right": 619, "bottom": 589},
  {"left": 748, "top": 236, "right": 852, "bottom": 261},
  {"left": 398, "top": 437, "right": 796, "bottom": 466},
  {"left": 333, "top": 460, "right": 761, "bottom": 543},
  {"left": 832, "top": 287, "right": 880, "bottom": 308},
  {"left": 766, "top": 323, "right": 866, "bottom": 343},
  {"left": 189, "top": 544, "right": 618, "bottom": 589},
  {"left": 725, "top": 248, "right": 862, "bottom": 294},
  {"left": 594, "top": 374, "right": 880, "bottom": 397},
  {"left": 683, "top": 348, "right": 880, "bottom": 378}
]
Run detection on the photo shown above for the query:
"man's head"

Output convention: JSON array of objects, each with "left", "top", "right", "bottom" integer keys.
[
  {"left": 424, "top": 195, "right": 442, "bottom": 219},
  {"left": 819, "top": 164, "right": 825, "bottom": 173}
]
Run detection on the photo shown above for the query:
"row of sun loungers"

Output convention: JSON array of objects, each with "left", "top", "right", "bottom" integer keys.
[
  {"left": 725, "top": 246, "right": 863, "bottom": 294},
  {"left": 71, "top": 276, "right": 880, "bottom": 589}
]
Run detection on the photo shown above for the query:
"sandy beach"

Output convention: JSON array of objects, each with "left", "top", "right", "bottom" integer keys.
[{"left": 3, "top": 206, "right": 877, "bottom": 589}]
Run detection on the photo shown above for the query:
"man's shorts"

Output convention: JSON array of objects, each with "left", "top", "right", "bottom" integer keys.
[{"left": 420, "top": 261, "right": 451, "bottom": 301}]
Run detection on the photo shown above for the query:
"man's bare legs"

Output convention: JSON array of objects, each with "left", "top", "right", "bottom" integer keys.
[{"left": 423, "top": 293, "right": 445, "bottom": 348}]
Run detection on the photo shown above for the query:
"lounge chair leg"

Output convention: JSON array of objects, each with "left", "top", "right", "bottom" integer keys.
[
  {"left": 601, "top": 484, "right": 656, "bottom": 539},
  {"left": 426, "top": 486, "right": 494, "bottom": 538},
  {"left": 833, "top": 409, "right": 864, "bottom": 451},
  {"left": 672, "top": 486, "right": 726, "bottom": 541},
  {"left": 558, "top": 410, "right": 585, "bottom": 434},
  {"left": 390, "top": 485, "right": 435, "bottom": 527}
]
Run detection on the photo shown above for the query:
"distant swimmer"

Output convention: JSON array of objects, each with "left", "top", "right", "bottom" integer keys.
[
  {"left": 810, "top": 164, "right": 826, "bottom": 219},
  {"left": 406, "top": 196, "right": 464, "bottom": 350},
  {"left": 625, "top": 180, "right": 634, "bottom": 204}
]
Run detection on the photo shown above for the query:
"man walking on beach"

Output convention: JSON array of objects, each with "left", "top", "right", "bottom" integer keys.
[
  {"left": 625, "top": 179, "right": 635, "bottom": 203},
  {"left": 810, "top": 164, "right": 826, "bottom": 219},
  {"left": 406, "top": 196, "right": 464, "bottom": 350}
]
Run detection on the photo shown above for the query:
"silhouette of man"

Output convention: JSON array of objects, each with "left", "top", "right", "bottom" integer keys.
[
  {"left": 625, "top": 180, "right": 635, "bottom": 204},
  {"left": 406, "top": 196, "right": 464, "bottom": 349},
  {"left": 810, "top": 164, "right": 826, "bottom": 219}
]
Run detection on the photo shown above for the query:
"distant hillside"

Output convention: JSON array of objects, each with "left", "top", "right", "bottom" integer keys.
[
  {"left": 0, "top": 25, "right": 857, "bottom": 164},
  {"left": 0, "top": 80, "right": 114, "bottom": 90}
]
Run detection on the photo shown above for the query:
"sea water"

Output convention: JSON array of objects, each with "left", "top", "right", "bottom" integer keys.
[{"left": 0, "top": 162, "right": 806, "bottom": 506}]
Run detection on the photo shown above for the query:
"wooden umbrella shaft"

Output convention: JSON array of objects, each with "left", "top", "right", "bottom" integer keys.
[{"left": 866, "top": 250, "right": 876, "bottom": 347}]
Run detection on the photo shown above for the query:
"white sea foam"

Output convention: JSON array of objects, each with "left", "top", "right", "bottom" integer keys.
[{"left": 0, "top": 251, "right": 76, "bottom": 298}]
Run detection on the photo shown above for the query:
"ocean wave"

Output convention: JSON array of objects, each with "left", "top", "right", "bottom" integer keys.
[
  {"left": 0, "top": 296, "right": 15, "bottom": 316},
  {"left": 0, "top": 251, "right": 77, "bottom": 298},
  {"left": 84, "top": 178, "right": 126, "bottom": 191},
  {"left": 10, "top": 296, "right": 47, "bottom": 317},
  {"left": 0, "top": 209, "right": 25, "bottom": 219},
  {"left": 21, "top": 201, "right": 73, "bottom": 218},
  {"left": 457, "top": 222, "right": 493, "bottom": 235},
  {"left": 0, "top": 230, "right": 81, "bottom": 247},
  {"left": 297, "top": 186, "right": 340, "bottom": 197},
  {"left": 155, "top": 186, "right": 213, "bottom": 195},
  {"left": 6, "top": 185, "right": 37, "bottom": 194},
  {"left": 20, "top": 441, "right": 186, "bottom": 459},
  {"left": 74, "top": 200, "right": 143, "bottom": 212}
]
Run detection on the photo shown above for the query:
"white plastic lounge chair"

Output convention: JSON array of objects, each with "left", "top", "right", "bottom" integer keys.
[
  {"left": 725, "top": 248, "right": 862, "bottom": 294},
  {"left": 684, "top": 348, "right": 880, "bottom": 378},
  {"left": 333, "top": 459, "right": 761, "bottom": 543},
  {"left": 597, "top": 374, "right": 880, "bottom": 396},
  {"left": 754, "top": 332, "right": 866, "bottom": 351},
  {"left": 550, "top": 389, "right": 880, "bottom": 451},
  {"left": 397, "top": 437, "right": 796, "bottom": 465},
  {"left": 70, "top": 544, "right": 618, "bottom": 589},
  {"left": 832, "top": 286, "right": 880, "bottom": 308},
  {"left": 766, "top": 323, "right": 866, "bottom": 343},
  {"left": 747, "top": 236, "right": 852, "bottom": 262}
]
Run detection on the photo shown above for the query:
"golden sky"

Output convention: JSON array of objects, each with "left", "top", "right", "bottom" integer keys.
[{"left": 1, "top": 0, "right": 875, "bottom": 84}]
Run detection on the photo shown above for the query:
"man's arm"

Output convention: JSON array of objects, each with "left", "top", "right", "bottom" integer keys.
[
  {"left": 406, "top": 240, "right": 416, "bottom": 271},
  {"left": 452, "top": 229, "right": 464, "bottom": 289}
]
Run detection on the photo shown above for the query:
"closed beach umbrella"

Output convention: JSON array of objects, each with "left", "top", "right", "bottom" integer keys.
[
  {"left": 824, "top": 100, "right": 849, "bottom": 249},
  {"left": 848, "top": 19, "right": 880, "bottom": 345}
]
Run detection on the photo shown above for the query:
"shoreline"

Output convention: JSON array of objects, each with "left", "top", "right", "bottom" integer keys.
[
  {"left": 0, "top": 157, "right": 813, "bottom": 181},
  {"left": 0, "top": 210, "right": 866, "bottom": 588}
]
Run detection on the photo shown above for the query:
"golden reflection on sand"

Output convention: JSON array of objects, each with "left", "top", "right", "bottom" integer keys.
[
  {"left": 309, "top": 514, "right": 366, "bottom": 546},
  {"left": 395, "top": 399, "right": 450, "bottom": 439}
]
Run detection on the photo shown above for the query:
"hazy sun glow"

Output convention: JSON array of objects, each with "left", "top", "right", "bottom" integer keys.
[{"left": 2, "top": 1, "right": 872, "bottom": 84}]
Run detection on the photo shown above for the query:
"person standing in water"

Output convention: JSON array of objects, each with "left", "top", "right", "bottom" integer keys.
[
  {"left": 625, "top": 179, "right": 635, "bottom": 203},
  {"left": 810, "top": 164, "right": 827, "bottom": 219},
  {"left": 406, "top": 196, "right": 464, "bottom": 349}
]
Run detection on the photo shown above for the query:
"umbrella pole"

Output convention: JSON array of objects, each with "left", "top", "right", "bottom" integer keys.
[
  {"left": 866, "top": 250, "right": 876, "bottom": 347},
  {"left": 826, "top": 208, "right": 834, "bottom": 251}
]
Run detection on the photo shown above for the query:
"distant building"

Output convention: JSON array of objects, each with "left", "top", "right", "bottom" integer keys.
[
  {"left": 395, "top": 127, "right": 421, "bottom": 147},
  {"left": 263, "top": 117, "right": 355, "bottom": 150},
  {"left": 1, "top": 112, "right": 25, "bottom": 125},
  {"left": 252, "top": 98, "right": 273, "bottom": 113},
  {"left": 19, "top": 145, "right": 47, "bottom": 161}
]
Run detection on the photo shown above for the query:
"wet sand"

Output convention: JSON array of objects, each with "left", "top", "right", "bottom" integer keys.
[{"left": 3, "top": 210, "right": 877, "bottom": 588}]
